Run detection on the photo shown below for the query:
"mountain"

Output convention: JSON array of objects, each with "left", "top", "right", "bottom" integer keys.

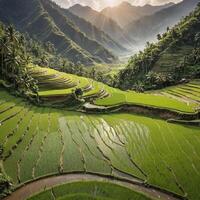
[
  {"left": 125, "top": 0, "right": 199, "bottom": 45},
  {"left": 68, "top": 4, "right": 134, "bottom": 48},
  {"left": 101, "top": 1, "right": 174, "bottom": 28},
  {"left": 117, "top": 3, "right": 200, "bottom": 90},
  {"left": 0, "top": 0, "right": 116, "bottom": 65},
  {"left": 55, "top": 5, "right": 127, "bottom": 55}
]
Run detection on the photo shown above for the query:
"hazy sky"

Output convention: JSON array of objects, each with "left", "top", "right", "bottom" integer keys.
[{"left": 53, "top": 0, "right": 182, "bottom": 10}]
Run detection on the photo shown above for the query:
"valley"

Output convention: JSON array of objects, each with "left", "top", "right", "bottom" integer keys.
[{"left": 0, "top": 0, "right": 200, "bottom": 200}]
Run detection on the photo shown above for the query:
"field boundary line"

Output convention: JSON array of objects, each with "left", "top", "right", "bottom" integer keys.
[{"left": 4, "top": 172, "right": 185, "bottom": 200}]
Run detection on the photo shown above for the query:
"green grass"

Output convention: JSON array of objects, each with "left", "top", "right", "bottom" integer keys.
[
  {"left": 31, "top": 65, "right": 199, "bottom": 113},
  {"left": 94, "top": 86, "right": 198, "bottom": 113},
  {"left": 157, "top": 81, "right": 200, "bottom": 106},
  {"left": 1, "top": 77, "right": 200, "bottom": 199},
  {"left": 28, "top": 181, "right": 152, "bottom": 200}
]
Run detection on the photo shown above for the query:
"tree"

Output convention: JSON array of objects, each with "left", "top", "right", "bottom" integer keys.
[
  {"left": 74, "top": 88, "right": 83, "bottom": 99},
  {"left": 89, "top": 67, "right": 96, "bottom": 79},
  {"left": 167, "top": 27, "right": 170, "bottom": 32},
  {"left": 0, "top": 144, "right": 3, "bottom": 159},
  {"left": 194, "top": 32, "right": 200, "bottom": 47},
  {"left": 157, "top": 34, "right": 162, "bottom": 40},
  {"left": 6, "top": 25, "right": 18, "bottom": 44},
  {"left": 0, "top": 23, "right": 39, "bottom": 98},
  {"left": 39, "top": 55, "right": 48, "bottom": 67}
]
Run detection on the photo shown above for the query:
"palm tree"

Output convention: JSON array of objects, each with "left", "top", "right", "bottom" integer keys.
[
  {"left": 195, "top": 32, "right": 200, "bottom": 48},
  {"left": 6, "top": 25, "right": 19, "bottom": 45},
  {"left": 5, "top": 49, "right": 21, "bottom": 88},
  {"left": 0, "top": 37, "right": 9, "bottom": 78}
]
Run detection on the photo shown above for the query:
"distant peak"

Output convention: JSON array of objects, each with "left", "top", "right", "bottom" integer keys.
[
  {"left": 69, "top": 4, "right": 82, "bottom": 9},
  {"left": 142, "top": 4, "right": 153, "bottom": 8},
  {"left": 69, "top": 3, "right": 96, "bottom": 12},
  {"left": 119, "top": 1, "right": 132, "bottom": 7}
]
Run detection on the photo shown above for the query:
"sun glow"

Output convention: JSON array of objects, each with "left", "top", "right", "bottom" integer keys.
[{"left": 106, "top": 0, "right": 117, "bottom": 7}]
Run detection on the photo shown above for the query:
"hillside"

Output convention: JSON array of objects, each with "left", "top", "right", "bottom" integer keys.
[
  {"left": 0, "top": 0, "right": 115, "bottom": 65},
  {"left": 1, "top": 64, "right": 200, "bottom": 199},
  {"left": 69, "top": 4, "right": 134, "bottom": 48},
  {"left": 1, "top": 18, "right": 200, "bottom": 199},
  {"left": 117, "top": 3, "right": 200, "bottom": 90},
  {"left": 101, "top": 2, "right": 174, "bottom": 28},
  {"left": 125, "top": 0, "right": 199, "bottom": 44},
  {"left": 52, "top": 2, "right": 127, "bottom": 55}
]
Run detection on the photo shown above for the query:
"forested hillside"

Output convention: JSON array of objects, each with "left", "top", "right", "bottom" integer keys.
[
  {"left": 0, "top": 0, "right": 115, "bottom": 65},
  {"left": 125, "top": 0, "right": 199, "bottom": 44},
  {"left": 117, "top": 3, "right": 200, "bottom": 91},
  {"left": 0, "top": 22, "right": 39, "bottom": 101},
  {"left": 57, "top": 5, "right": 127, "bottom": 55}
]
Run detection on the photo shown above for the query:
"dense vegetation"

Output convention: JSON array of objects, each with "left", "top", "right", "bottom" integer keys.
[
  {"left": 125, "top": 0, "right": 199, "bottom": 45},
  {"left": 55, "top": 3, "right": 126, "bottom": 55},
  {"left": 1, "top": 1, "right": 200, "bottom": 200},
  {"left": 28, "top": 66, "right": 199, "bottom": 114},
  {"left": 0, "top": 83, "right": 200, "bottom": 199},
  {"left": 117, "top": 3, "right": 200, "bottom": 91},
  {"left": 0, "top": 0, "right": 116, "bottom": 65},
  {"left": 0, "top": 23, "right": 38, "bottom": 98}
]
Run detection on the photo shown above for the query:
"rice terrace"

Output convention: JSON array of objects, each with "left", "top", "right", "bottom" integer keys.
[{"left": 0, "top": 0, "right": 200, "bottom": 200}]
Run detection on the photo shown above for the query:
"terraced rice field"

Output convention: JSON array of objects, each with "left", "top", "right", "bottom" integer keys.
[
  {"left": 1, "top": 88, "right": 200, "bottom": 200},
  {"left": 158, "top": 81, "right": 200, "bottom": 106},
  {"left": 30, "top": 65, "right": 199, "bottom": 113}
]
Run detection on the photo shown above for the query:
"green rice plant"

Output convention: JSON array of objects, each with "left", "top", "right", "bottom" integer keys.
[
  {"left": 3, "top": 109, "right": 34, "bottom": 157},
  {"left": 58, "top": 115, "right": 84, "bottom": 172},
  {"left": 0, "top": 105, "right": 24, "bottom": 123},
  {"left": 28, "top": 190, "right": 54, "bottom": 200},
  {"left": 1, "top": 88, "right": 200, "bottom": 199},
  {"left": 0, "top": 102, "right": 16, "bottom": 113},
  {"left": 66, "top": 118, "right": 111, "bottom": 174},
  {"left": 19, "top": 108, "right": 50, "bottom": 183},
  {"left": 28, "top": 181, "right": 152, "bottom": 200},
  {"left": 34, "top": 112, "right": 62, "bottom": 177},
  {"left": 34, "top": 131, "right": 62, "bottom": 178},
  {"left": 52, "top": 181, "right": 152, "bottom": 200},
  {"left": 95, "top": 86, "right": 197, "bottom": 113},
  {"left": 106, "top": 113, "right": 200, "bottom": 199},
  {"left": 0, "top": 108, "right": 29, "bottom": 141},
  {"left": 85, "top": 116, "right": 146, "bottom": 180},
  {"left": 3, "top": 109, "right": 40, "bottom": 184}
]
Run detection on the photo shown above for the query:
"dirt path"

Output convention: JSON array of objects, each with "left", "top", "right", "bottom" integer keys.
[{"left": 4, "top": 173, "right": 183, "bottom": 200}]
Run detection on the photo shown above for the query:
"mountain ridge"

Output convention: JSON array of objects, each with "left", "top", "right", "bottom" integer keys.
[
  {"left": 117, "top": 2, "right": 200, "bottom": 90},
  {"left": 51, "top": 2, "right": 127, "bottom": 55},
  {"left": 68, "top": 3, "right": 135, "bottom": 48},
  {"left": 0, "top": 0, "right": 116, "bottom": 65},
  {"left": 101, "top": 1, "right": 175, "bottom": 27},
  {"left": 125, "top": 0, "right": 199, "bottom": 45}
]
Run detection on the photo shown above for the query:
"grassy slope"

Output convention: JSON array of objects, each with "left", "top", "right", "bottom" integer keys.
[
  {"left": 30, "top": 65, "right": 199, "bottom": 113},
  {"left": 1, "top": 88, "right": 200, "bottom": 199}
]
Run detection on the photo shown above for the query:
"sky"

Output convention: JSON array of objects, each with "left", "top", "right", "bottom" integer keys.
[{"left": 53, "top": 0, "right": 182, "bottom": 11}]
